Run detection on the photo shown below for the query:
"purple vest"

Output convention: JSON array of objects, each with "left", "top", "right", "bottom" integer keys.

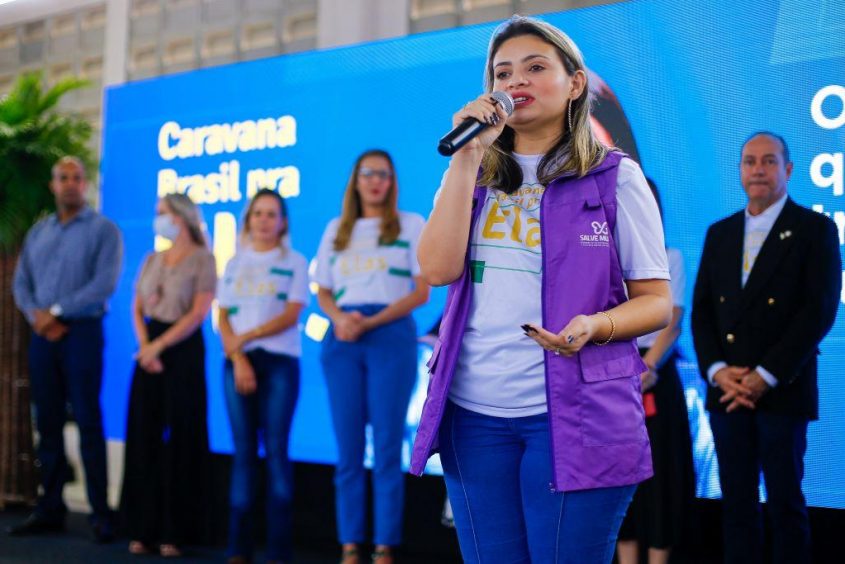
[{"left": 410, "top": 151, "right": 653, "bottom": 491}]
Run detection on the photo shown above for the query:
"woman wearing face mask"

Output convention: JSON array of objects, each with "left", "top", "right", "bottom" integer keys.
[
  {"left": 410, "top": 16, "right": 672, "bottom": 563},
  {"left": 314, "top": 150, "right": 430, "bottom": 564},
  {"left": 217, "top": 189, "right": 309, "bottom": 564},
  {"left": 120, "top": 193, "right": 216, "bottom": 557}
]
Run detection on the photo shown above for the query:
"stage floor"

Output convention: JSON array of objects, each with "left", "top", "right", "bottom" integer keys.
[{"left": 0, "top": 508, "right": 448, "bottom": 564}]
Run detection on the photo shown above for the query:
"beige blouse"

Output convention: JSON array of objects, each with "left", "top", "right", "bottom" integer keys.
[{"left": 135, "top": 248, "right": 217, "bottom": 323}]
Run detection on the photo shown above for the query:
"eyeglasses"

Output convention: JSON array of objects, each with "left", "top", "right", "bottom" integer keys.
[{"left": 358, "top": 167, "right": 393, "bottom": 180}]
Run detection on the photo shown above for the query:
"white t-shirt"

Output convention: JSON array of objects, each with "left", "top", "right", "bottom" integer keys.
[
  {"left": 448, "top": 154, "right": 670, "bottom": 417},
  {"left": 637, "top": 247, "right": 685, "bottom": 349},
  {"left": 217, "top": 246, "right": 310, "bottom": 358},
  {"left": 313, "top": 211, "right": 424, "bottom": 306}
]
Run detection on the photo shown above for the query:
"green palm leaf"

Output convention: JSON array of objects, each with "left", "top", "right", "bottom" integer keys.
[{"left": 0, "top": 71, "right": 95, "bottom": 251}]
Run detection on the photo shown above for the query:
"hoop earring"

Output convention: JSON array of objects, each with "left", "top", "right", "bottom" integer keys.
[{"left": 567, "top": 99, "right": 574, "bottom": 133}]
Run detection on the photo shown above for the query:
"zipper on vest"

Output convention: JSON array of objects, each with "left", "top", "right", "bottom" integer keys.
[{"left": 539, "top": 187, "right": 559, "bottom": 493}]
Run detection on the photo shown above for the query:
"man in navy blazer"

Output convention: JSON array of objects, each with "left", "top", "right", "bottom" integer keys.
[{"left": 692, "top": 132, "right": 841, "bottom": 564}]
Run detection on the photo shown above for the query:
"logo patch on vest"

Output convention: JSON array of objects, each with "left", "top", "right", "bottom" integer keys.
[{"left": 579, "top": 221, "right": 610, "bottom": 247}]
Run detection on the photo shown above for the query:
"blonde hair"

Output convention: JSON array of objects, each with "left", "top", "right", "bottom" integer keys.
[
  {"left": 240, "top": 188, "right": 289, "bottom": 255},
  {"left": 480, "top": 15, "right": 610, "bottom": 193},
  {"left": 163, "top": 193, "right": 207, "bottom": 247},
  {"left": 333, "top": 149, "right": 400, "bottom": 251}
]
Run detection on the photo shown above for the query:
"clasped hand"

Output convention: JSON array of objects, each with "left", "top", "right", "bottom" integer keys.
[
  {"left": 32, "top": 310, "right": 68, "bottom": 342},
  {"left": 135, "top": 340, "right": 165, "bottom": 374},
  {"left": 714, "top": 366, "right": 770, "bottom": 412},
  {"left": 220, "top": 331, "right": 256, "bottom": 395},
  {"left": 334, "top": 311, "right": 372, "bottom": 342},
  {"left": 222, "top": 331, "right": 248, "bottom": 358},
  {"left": 232, "top": 354, "right": 257, "bottom": 396}
]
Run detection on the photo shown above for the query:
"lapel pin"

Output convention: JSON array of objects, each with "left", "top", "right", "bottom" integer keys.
[{"left": 779, "top": 230, "right": 792, "bottom": 240}]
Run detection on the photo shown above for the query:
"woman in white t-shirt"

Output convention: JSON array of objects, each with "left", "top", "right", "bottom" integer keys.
[
  {"left": 217, "top": 189, "right": 310, "bottom": 564},
  {"left": 314, "top": 150, "right": 430, "bottom": 564}
]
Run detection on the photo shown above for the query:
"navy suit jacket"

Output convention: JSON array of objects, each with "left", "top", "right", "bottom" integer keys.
[{"left": 692, "top": 198, "right": 841, "bottom": 420}]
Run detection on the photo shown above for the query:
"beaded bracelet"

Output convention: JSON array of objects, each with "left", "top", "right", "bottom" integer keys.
[{"left": 591, "top": 311, "right": 616, "bottom": 346}]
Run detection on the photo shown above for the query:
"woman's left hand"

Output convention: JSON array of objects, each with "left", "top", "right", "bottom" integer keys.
[
  {"left": 135, "top": 339, "right": 165, "bottom": 367},
  {"left": 524, "top": 314, "right": 598, "bottom": 357},
  {"left": 141, "top": 356, "right": 164, "bottom": 374}
]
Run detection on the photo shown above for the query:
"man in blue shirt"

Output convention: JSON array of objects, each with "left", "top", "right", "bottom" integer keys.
[{"left": 10, "top": 156, "right": 123, "bottom": 543}]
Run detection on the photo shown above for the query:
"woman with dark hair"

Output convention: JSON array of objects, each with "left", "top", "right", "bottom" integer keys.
[
  {"left": 314, "top": 150, "right": 430, "bottom": 564},
  {"left": 122, "top": 193, "right": 216, "bottom": 557},
  {"left": 217, "top": 189, "right": 310, "bottom": 564},
  {"left": 616, "top": 179, "right": 695, "bottom": 564},
  {"left": 410, "top": 16, "right": 672, "bottom": 563}
]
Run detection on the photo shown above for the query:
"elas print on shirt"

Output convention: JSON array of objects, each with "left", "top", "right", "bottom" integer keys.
[
  {"left": 218, "top": 247, "right": 310, "bottom": 357},
  {"left": 314, "top": 211, "right": 424, "bottom": 306},
  {"left": 471, "top": 183, "right": 545, "bottom": 284},
  {"left": 450, "top": 154, "right": 549, "bottom": 418}
]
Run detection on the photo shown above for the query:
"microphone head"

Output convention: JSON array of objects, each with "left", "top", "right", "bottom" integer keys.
[{"left": 491, "top": 91, "right": 514, "bottom": 116}]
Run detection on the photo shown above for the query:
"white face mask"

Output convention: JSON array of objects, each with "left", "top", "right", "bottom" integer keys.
[{"left": 153, "top": 214, "right": 181, "bottom": 241}]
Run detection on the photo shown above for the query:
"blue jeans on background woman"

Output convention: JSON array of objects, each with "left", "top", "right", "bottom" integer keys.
[
  {"left": 223, "top": 349, "right": 300, "bottom": 562},
  {"left": 320, "top": 305, "right": 417, "bottom": 547},
  {"left": 439, "top": 401, "right": 635, "bottom": 564}
]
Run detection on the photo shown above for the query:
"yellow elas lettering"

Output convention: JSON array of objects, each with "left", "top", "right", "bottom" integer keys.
[
  {"left": 482, "top": 202, "right": 506, "bottom": 240},
  {"left": 526, "top": 218, "right": 541, "bottom": 248}
]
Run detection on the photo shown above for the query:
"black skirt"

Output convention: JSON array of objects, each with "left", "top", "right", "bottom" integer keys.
[
  {"left": 119, "top": 320, "right": 211, "bottom": 546},
  {"left": 618, "top": 350, "right": 696, "bottom": 549}
]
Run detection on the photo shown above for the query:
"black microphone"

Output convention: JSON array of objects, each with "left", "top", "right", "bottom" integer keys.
[{"left": 437, "top": 91, "right": 515, "bottom": 156}]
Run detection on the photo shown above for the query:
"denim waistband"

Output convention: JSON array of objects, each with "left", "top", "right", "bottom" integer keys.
[{"left": 339, "top": 304, "right": 389, "bottom": 316}]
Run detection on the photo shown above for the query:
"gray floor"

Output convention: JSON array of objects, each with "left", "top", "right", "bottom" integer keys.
[
  {"left": 0, "top": 506, "right": 726, "bottom": 563},
  {"left": 0, "top": 508, "right": 340, "bottom": 563}
]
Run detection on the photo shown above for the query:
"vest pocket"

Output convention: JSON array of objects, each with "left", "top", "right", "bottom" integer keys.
[
  {"left": 577, "top": 341, "right": 647, "bottom": 446},
  {"left": 579, "top": 341, "right": 642, "bottom": 382}
]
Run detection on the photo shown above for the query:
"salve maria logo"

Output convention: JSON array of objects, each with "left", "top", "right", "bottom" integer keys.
[{"left": 580, "top": 221, "right": 610, "bottom": 247}]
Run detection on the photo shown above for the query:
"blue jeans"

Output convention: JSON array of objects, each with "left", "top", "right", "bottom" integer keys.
[
  {"left": 28, "top": 318, "right": 110, "bottom": 524},
  {"left": 223, "top": 349, "right": 300, "bottom": 561},
  {"left": 440, "top": 402, "right": 635, "bottom": 564},
  {"left": 320, "top": 305, "right": 417, "bottom": 546}
]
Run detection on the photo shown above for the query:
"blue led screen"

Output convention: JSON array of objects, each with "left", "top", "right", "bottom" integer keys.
[{"left": 100, "top": 0, "right": 845, "bottom": 507}]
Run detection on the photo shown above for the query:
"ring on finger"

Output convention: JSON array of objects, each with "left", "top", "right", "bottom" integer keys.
[{"left": 553, "top": 347, "right": 561, "bottom": 356}]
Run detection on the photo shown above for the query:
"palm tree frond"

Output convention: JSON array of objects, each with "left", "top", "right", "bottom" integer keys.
[{"left": 0, "top": 72, "right": 95, "bottom": 252}]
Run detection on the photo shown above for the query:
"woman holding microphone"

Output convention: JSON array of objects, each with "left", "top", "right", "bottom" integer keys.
[{"left": 410, "top": 16, "right": 672, "bottom": 563}]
